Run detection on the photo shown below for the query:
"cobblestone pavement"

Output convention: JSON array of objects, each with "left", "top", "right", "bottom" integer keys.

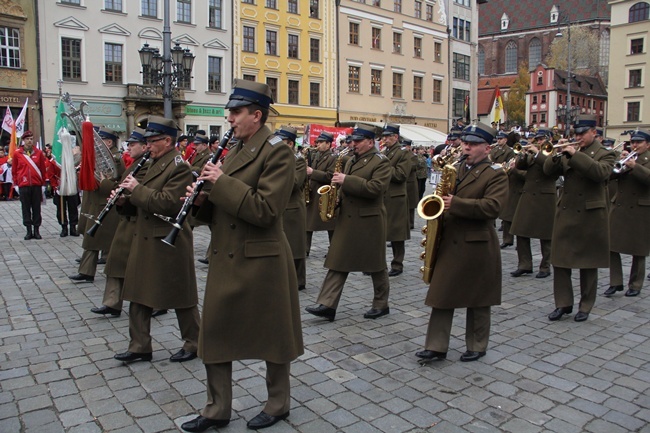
[{"left": 1, "top": 195, "right": 650, "bottom": 433}]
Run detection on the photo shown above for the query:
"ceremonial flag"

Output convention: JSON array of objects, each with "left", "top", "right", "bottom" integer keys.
[
  {"left": 51, "top": 100, "right": 67, "bottom": 165},
  {"left": 14, "top": 98, "right": 28, "bottom": 138},
  {"left": 493, "top": 87, "right": 503, "bottom": 124},
  {"left": 2, "top": 106, "right": 14, "bottom": 134}
]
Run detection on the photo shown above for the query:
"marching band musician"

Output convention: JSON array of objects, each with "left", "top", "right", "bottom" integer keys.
[
  {"left": 509, "top": 130, "right": 559, "bottom": 279},
  {"left": 182, "top": 80, "right": 303, "bottom": 431},
  {"left": 305, "top": 131, "right": 337, "bottom": 256},
  {"left": 381, "top": 123, "right": 412, "bottom": 277},
  {"left": 490, "top": 131, "right": 516, "bottom": 248},
  {"left": 70, "top": 128, "right": 125, "bottom": 283},
  {"left": 604, "top": 129, "right": 650, "bottom": 298},
  {"left": 415, "top": 123, "right": 508, "bottom": 363},
  {"left": 305, "top": 123, "right": 392, "bottom": 321},
  {"left": 276, "top": 126, "right": 308, "bottom": 291},
  {"left": 188, "top": 132, "right": 214, "bottom": 265},
  {"left": 90, "top": 128, "right": 149, "bottom": 317},
  {"left": 543, "top": 115, "right": 616, "bottom": 322},
  {"left": 402, "top": 139, "right": 419, "bottom": 230}
]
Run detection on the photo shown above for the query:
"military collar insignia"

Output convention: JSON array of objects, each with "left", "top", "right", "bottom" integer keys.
[
  {"left": 491, "top": 163, "right": 504, "bottom": 171},
  {"left": 470, "top": 125, "right": 477, "bottom": 132},
  {"left": 174, "top": 155, "right": 183, "bottom": 166},
  {"left": 269, "top": 136, "right": 282, "bottom": 146},
  {"left": 250, "top": 147, "right": 256, "bottom": 152}
]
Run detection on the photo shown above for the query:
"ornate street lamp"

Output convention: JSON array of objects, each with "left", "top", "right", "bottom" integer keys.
[{"left": 137, "top": 0, "right": 194, "bottom": 118}]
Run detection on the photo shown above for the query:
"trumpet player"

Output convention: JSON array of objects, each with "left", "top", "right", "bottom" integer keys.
[
  {"left": 604, "top": 129, "right": 650, "bottom": 298},
  {"left": 543, "top": 115, "right": 616, "bottom": 322},
  {"left": 510, "top": 131, "right": 559, "bottom": 279},
  {"left": 305, "top": 124, "right": 391, "bottom": 321},
  {"left": 490, "top": 131, "right": 516, "bottom": 247}
]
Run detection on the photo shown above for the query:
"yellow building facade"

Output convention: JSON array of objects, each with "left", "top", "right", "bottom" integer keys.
[{"left": 233, "top": 0, "right": 337, "bottom": 134}]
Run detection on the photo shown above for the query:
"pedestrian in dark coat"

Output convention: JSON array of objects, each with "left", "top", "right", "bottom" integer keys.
[
  {"left": 543, "top": 115, "right": 616, "bottom": 322},
  {"left": 306, "top": 123, "right": 392, "bottom": 322},
  {"left": 182, "top": 81, "right": 303, "bottom": 432},
  {"left": 113, "top": 116, "right": 200, "bottom": 365},
  {"left": 417, "top": 123, "right": 508, "bottom": 363},
  {"left": 604, "top": 129, "right": 650, "bottom": 298}
]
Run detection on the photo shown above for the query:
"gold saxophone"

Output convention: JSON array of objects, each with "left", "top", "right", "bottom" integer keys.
[
  {"left": 417, "top": 154, "right": 459, "bottom": 283},
  {"left": 317, "top": 148, "right": 350, "bottom": 222}
]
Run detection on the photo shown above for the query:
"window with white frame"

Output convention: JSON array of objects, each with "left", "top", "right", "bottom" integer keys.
[
  {"left": 0, "top": 27, "right": 21, "bottom": 68},
  {"left": 208, "top": 56, "right": 222, "bottom": 92},
  {"left": 393, "top": 72, "right": 403, "bottom": 98},
  {"left": 105, "top": 0, "right": 122, "bottom": 11},
  {"left": 243, "top": 26, "right": 255, "bottom": 52},
  {"left": 288, "top": 79, "right": 299, "bottom": 104},
  {"left": 349, "top": 65, "right": 360, "bottom": 93},
  {"left": 413, "top": 75, "right": 423, "bottom": 100},
  {"left": 104, "top": 43, "right": 122, "bottom": 83},
  {"left": 371, "top": 69, "right": 382, "bottom": 95},
  {"left": 372, "top": 27, "right": 381, "bottom": 50},
  {"left": 142, "top": 0, "right": 157, "bottom": 17},
  {"left": 177, "top": 0, "right": 191, "bottom": 23},
  {"left": 62, "top": 37, "right": 82, "bottom": 81},
  {"left": 209, "top": 0, "right": 223, "bottom": 28},
  {"left": 310, "top": 82, "right": 320, "bottom": 106},
  {"left": 288, "top": 0, "right": 298, "bottom": 14},
  {"left": 266, "top": 77, "right": 278, "bottom": 101},
  {"left": 433, "top": 79, "right": 442, "bottom": 103},
  {"left": 288, "top": 34, "right": 299, "bottom": 58},
  {"left": 627, "top": 101, "right": 641, "bottom": 121},
  {"left": 266, "top": 30, "right": 277, "bottom": 55}
]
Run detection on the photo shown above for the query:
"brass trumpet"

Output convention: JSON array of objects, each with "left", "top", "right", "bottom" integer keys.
[
  {"left": 544, "top": 141, "right": 577, "bottom": 158},
  {"left": 613, "top": 151, "right": 638, "bottom": 174}
]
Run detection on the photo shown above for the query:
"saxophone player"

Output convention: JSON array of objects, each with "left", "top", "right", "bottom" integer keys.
[
  {"left": 416, "top": 123, "right": 508, "bottom": 363},
  {"left": 305, "top": 124, "right": 392, "bottom": 321}
]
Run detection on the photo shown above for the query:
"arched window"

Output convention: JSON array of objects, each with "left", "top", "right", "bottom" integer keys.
[
  {"left": 478, "top": 46, "right": 485, "bottom": 75},
  {"left": 599, "top": 29, "right": 610, "bottom": 77},
  {"left": 629, "top": 2, "right": 649, "bottom": 22},
  {"left": 529, "top": 38, "right": 542, "bottom": 67},
  {"left": 505, "top": 40, "right": 517, "bottom": 73}
]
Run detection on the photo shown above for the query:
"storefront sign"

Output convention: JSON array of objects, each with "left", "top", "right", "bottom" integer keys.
[
  {"left": 72, "top": 101, "right": 123, "bottom": 117},
  {"left": 186, "top": 105, "right": 225, "bottom": 117}
]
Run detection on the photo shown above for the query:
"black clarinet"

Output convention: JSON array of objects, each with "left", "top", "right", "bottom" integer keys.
[
  {"left": 86, "top": 151, "right": 151, "bottom": 237},
  {"left": 161, "top": 128, "right": 234, "bottom": 247}
]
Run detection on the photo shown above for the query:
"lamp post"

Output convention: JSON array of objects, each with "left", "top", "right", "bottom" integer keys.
[
  {"left": 138, "top": 0, "right": 195, "bottom": 119},
  {"left": 556, "top": 16, "right": 572, "bottom": 137}
]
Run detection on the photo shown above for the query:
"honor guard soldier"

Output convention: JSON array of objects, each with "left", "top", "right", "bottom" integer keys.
[
  {"left": 510, "top": 130, "right": 559, "bottom": 278},
  {"left": 416, "top": 123, "right": 508, "bottom": 363},
  {"left": 305, "top": 131, "right": 338, "bottom": 254},
  {"left": 306, "top": 123, "right": 392, "bottom": 321},
  {"left": 543, "top": 115, "right": 616, "bottom": 322},
  {"left": 276, "top": 126, "right": 308, "bottom": 291},
  {"left": 70, "top": 128, "right": 125, "bottom": 282},
  {"left": 113, "top": 116, "right": 201, "bottom": 363},
  {"left": 90, "top": 128, "right": 149, "bottom": 317},
  {"left": 490, "top": 130, "right": 517, "bottom": 246},
  {"left": 605, "top": 129, "right": 650, "bottom": 298},
  {"left": 381, "top": 123, "right": 412, "bottom": 276},
  {"left": 182, "top": 80, "right": 303, "bottom": 431}
]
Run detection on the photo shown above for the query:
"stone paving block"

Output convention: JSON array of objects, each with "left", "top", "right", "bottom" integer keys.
[
  {"left": 370, "top": 413, "right": 415, "bottom": 433},
  {"left": 136, "top": 413, "right": 175, "bottom": 433},
  {"left": 17, "top": 394, "right": 52, "bottom": 413},
  {"left": 60, "top": 407, "right": 94, "bottom": 428},
  {"left": 321, "top": 407, "right": 360, "bottom": 428}
]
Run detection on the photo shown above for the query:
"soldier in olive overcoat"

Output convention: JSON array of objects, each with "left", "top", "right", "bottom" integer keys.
[
  {"left": 305, "top": 132, "right": 338, "bottom": 254},
  {"left": 605, "top": 129, "right": 650, "bottom": 298},
  {"left": 90, "top": 128, "right": 149, "bottom": 317},
  {"left": 403, "top": 139, "right": 419, "bottom": 229},
  {"left": 381, "top": 123, "right": 412, "bottom": 276},
  {"left": 114, "top": 116, "right": 200, "bottom": 364},
  {"left": 490, "top": 131, "right": 517, "bottom": 248},
  {"left": 70, "top": 128, "right": 125, "bottom": 283},
  {"left": 306, "top": 124, "right": 392, "bottom": 322},
  {"left": 277, "top": 126, "right": 308, "bottom": 291},
  {"left": 510, "top": 135, "right": 559, "bottom": 279},
  {"left": 418, "top": 123, "right": 508, "bottom": 363},
  {"left": 543, "top": 116, "right": 616, "bottom": 322},
  {"left": 182, "top": 81, "right": 303, "bottom": 432}
]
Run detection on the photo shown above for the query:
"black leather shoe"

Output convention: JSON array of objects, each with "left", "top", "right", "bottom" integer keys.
[
  {"left": 246, "top": 411, "right": 289, "bottom": 430},
  {"left": 363, "top": 308, "right": 389, "bottom": 319},
  {"left": 460, "top": 351, "right": 486, "bottom": 362},
  {"left": 170, "top": 349, "right": 197, "bottom": 363},
  {"left": 574, "top": 311, "right": 589, "bottom": 322},
  {"left": 305, "top": 305, "right": 336, "bottom": 321},
  {"left": 197, "top": 258, "right": 209, "bottom": 265},
  {"left": 69, "top": 227, "right": 79, "bottom": 237},
  {"left": 97, "top": 258, "right": 106, "bottom": 265},
  {"left": 60, "top": 227, "right": 68, "bottom": 237},
  {"left": 510, "top": 269, "right": 533, "bottom": 277},
  {"left": 535, "top": 271, "right": 551, "bottom": 279},
  {"left": 625, "top": 289, "right": 640, "bottom": 297},
  {"left": 415, "top": 350, "right": 446, "bottom": 360},
  {"left": 152, "top": 309, "right": 168, "bottom": 317},
  {"left": 388, "top": 269, "right": 403, "bottom": 277},
  {"left": 114, "top": 351, "right": 152, "bottom": 363},
  {"left": 24, "top": 226, "right": 33, "bottom": 240},
  {"left": 298, "top": 285, "right": 306, "bottom": 291},
  {"left": 69, "top": 273, "right": 94, "bottom": 283},
  {"left": 33, "top": 227, "right": 42, "bottom": 240},
  {"left": 548, "top": 306, "right": 573, "bottom": 321},
  {"left": 75, "top": 258, "right": 81, "bottom": 263},
  {"left": 90, "top": 306, "right": 121, "bottom": 316},
  {"left": 500, "top": 243, "right": 513, "bottom": 249},
  {"left": 181, "top": 415, "right": 229, "bottom": 432},
  {"left": 604, "top": 285, "right": 624, "bottom": 296}
]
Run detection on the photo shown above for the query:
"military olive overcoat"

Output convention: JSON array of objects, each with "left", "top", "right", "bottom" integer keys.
[
  {"left": 283, "top": 154, "right": 307, "bottom": 259},
  {"left": 407, "top": 151, "right": 419, "bottom": 209},
  {"left": 510, "top": 152, "right": 558, "bottom": 240},
  {"left": 543, "top": 141, "right": 616, "bottom": 268},
  {"left": 324, "top": 148, "right": 391, "bottom": 273},
  {"left": 187, "top": 148, "right": 212, "bottom": 227},
  {"left": 609, "top": 150, "right": 650, "bottom": 256},
  {"left": 306, "top": 149, "right": 337, "bottom": 232},
  {"left": 501, "top": 166, "right": 525, "bottom": 222},
  {"left": 122, "top": 149, "right": 198, "bottom": 309},
  {"left": 426, "top": 160, "right": 508, "bottom": 309},
  {"left": 104, "top": 155, "right": 149, "bottom": 278},
  {"left": 194, "top": 126, "right": 303, "bottom": 364},
  {"left": 383, "top": 144, "right": 411, "bottom": 241},
  {"left": 489, "top": 144, "right": 515, "bottom": 164}
]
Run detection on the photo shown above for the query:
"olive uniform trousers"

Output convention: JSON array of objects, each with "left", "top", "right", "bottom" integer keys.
[
  {"left": 553, "top": 267, "right": 598, "bottom": 313},
  {"left": 424, "top": 307, "right": 491, "bottom": 353},
  {"left": 610, "top": 253, "right": 646, "bottom": 291},
  {"left": 317, "top": 269, "right": 390, "bottom": 310},
  {"left": 128, "top": 303, "right": 200, "bottom": 354}
]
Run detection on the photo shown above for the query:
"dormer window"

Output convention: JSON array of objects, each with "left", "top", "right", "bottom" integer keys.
[
  {"left": 550, "top": 5, "right": 559, "bottom": 24},
  {"left": 501, "top": 13, "right": 510, "bottom": 31}
]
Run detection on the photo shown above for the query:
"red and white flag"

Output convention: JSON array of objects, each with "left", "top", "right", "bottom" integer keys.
[
  {"left": 1, "top": 106, "right": 14, "bottom": 134},
  {"left": 14, "top": 98, "right": 28, "bottom": 138}
]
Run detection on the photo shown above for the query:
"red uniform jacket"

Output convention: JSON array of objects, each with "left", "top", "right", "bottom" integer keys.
[{"left": 12, "top": 147, "right": 47, "bottom": 187}]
